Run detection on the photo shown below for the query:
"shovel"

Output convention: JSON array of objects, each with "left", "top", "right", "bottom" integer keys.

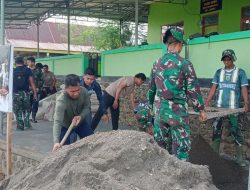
[{"left": 59, "top": 121, "right": 76, "bottom": 147}]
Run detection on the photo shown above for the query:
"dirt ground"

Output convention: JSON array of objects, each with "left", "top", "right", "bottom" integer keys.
[
  {"left": 0, "top": 130, "right": 218, "bottom": 190},
  {"left": 190, "top": 135, "right": 248, "bottom": 190}
]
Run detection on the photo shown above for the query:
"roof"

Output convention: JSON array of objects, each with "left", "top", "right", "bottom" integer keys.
[
  {"left": 7, "top": 39, "right": 96, "bottom": 53},
  {"left": 5, "top": 21, "right": 97, "bottom": 53},
  {"left": 4, "top": 0, "right": 152, "bottom": 29},
  {"left": 5, "top": 21, "right": 93, "bottom": 45},
  {"left": 6, "top": 22, "right": 61, "bottom": 43}
]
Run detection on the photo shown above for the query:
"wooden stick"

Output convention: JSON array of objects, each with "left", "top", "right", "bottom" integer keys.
[
  {"left": 189, "top": 107, "right": 245, "bottom": 120},
  {"left": 6, "top": 112, "right": 12, "bottom": 177},
  {"left": 59, "top": 121, "right": 75, "bottom": 147}
]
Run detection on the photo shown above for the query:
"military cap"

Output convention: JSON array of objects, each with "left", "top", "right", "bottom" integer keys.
[
  {"left": 163, "top": 27, "right": 186, "bottom": 45},
  {"left": 221, "top": 49, "right": 237, "bottom": 61}
]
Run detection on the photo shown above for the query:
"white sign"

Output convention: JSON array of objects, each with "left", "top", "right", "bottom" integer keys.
[{"left": 0, "top": 45, "right": 14, "bottom": 112}]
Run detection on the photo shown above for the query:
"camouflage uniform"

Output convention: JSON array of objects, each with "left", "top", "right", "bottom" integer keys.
[
  {"left": 148, "top": 52, "right": 204, "bottom": 161},
  {"left": 13, "top": 91, "right": 31, "bottom": 128},
  {"left": 13, "top": 61, "right": 33, "bottom": 130},
  {"left": 134, "top": 101, "right": 154, "bottom": 135},
  {"left": 30, "top": 67, "right": 44, "bottom": 121}
]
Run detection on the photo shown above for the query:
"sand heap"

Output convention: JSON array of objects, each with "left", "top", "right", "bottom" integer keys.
[{"left": 0, "top": 130, "right": 218, "bottom": 190}]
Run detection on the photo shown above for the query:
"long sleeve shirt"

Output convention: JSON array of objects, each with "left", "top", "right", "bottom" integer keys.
[
  {"left": 53, "top": 87, "right": 90, "bottom": 143},
  {"left": 148, "top": 52, "right": 204, "bottom": 125},
  {"left": 80, "top": 79, "right": 107, "bottom": 115}
]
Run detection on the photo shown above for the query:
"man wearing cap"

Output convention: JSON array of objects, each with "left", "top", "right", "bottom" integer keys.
[
  {"left": 27, "top": 57, "right": 44, "bottom": 123},
  {"left": 148, "top": 27, "right": 207, "bottom": 161},
  {"left": 13, "top": 57, "right": 37, "bottom": 130},
  {"left": 205, "top": 49, "right": 249, "bottom": 166}
]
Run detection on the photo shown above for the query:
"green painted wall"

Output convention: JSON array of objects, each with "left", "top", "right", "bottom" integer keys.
[
  {"left": 189, "top": 31, "right": 250, "bottom": 79},
  {"left": 37, "top": 54, "right": 88, "bottom": 76},
  {"left": 148, "top": 0, "right": 250, "bottom": 44},
  {"left": 102, "top": 30, "right": 250, "bottom": 79},
  {"left": 101, "top": 44, "right": 165, "bottom": 77}
]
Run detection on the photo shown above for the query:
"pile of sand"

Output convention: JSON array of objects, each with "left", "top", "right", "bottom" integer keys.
[{"left": 0, "top": 130, "right": 218, "bottom": 190}]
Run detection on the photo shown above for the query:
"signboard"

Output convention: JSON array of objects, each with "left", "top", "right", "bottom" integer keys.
[
  {"left": 0, "top": 45, "right": 14, "bottom": 112},
  {"left": 200, "top": 0, "right": 222, "bottom": 14}
]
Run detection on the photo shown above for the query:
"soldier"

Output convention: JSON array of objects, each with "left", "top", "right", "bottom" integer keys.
[
  {"left": 205, "top": 49, "right": 249, "bottom": 166},
  {"left": 134, "top": 101, "right": 154, "bottom": 135},
  {"left": 13, "top": 57, "right": 37, "bottom": 130},
  {"left": 148, "top": 27, "right": 207, "bottom": 161},
  {"left": 27, "top": 57, "right": 44, "bottom": 123}
]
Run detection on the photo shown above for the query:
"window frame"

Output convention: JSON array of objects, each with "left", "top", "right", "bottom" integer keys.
[
  {"left": 160, "top": 21, "right": 184, "bottom": 42},
  {"left": 202, "top": 13, "right": 219, "bottom": 35},
  {"left": 240, "top": 5, "right": 250, "bottom": 31}
]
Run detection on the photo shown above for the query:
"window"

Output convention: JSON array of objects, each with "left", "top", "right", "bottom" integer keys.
[
  {"left": 202, "top": 13, "right": 219, "bottom": 35},
  {"left": 241, "top": 6, "right": 250, "bottom": 31},
  {"left": 161, "top": 22, "right": 184, "bottom": 42}
]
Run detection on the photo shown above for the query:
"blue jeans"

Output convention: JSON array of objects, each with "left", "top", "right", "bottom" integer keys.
[
  {"left": 68, "top": 113, "right": 93, "bottom": 144},
  {"left": 60, "top": 113, "right": 93, "bottom": 145}
]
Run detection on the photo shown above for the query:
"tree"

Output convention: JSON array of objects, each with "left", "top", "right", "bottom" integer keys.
[
  {"left": 58, "top": 21, "right": 146, "bottom": 51},
  {"left": 81, "top": 22, "right": 133, "bottom": 51}
]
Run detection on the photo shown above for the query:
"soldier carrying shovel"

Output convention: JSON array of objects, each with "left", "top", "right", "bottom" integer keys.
[
  {"left": 148, "top": 27, "right": 207, "bottom": 161},
  {"left": 205, "top": 49, "right": 249, "bottom": 167}
]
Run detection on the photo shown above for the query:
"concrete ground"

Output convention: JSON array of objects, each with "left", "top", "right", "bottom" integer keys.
[{"left": 0, "top": 119, "right": 130, "bottom": 155}]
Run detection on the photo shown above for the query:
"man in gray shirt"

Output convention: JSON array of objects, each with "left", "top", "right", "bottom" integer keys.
[{"left": 52, "top": 74, "right": 93, "bottom": 152}]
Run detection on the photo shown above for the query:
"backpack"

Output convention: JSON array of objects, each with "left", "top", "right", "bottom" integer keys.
[{"left": 14, "top": 67, "right": 27, "bottom": 90}]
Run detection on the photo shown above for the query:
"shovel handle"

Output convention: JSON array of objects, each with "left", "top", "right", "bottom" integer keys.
[{"left": 59, "top": 121, "right": 75, "bottom": 146}]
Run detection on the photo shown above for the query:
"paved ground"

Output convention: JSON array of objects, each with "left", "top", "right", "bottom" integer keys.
[{"left": 0, "top": 119, "right": 130, "bottom": 155}]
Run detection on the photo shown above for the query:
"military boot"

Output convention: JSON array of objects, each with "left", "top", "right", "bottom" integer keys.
[
  {"left": 235, "top": 146, "right": 246, "bottom": 167},
  {"left": 211, "top": 140, "right": 221, "bottom": 154}
]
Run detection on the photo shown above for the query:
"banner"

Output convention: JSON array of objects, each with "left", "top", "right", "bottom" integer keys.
[
  {"left": 200, "top": 0, "right": 222, "bottom": 14},
  {"left": 0, "top": 45, "right": 14, "bottom": 112}
]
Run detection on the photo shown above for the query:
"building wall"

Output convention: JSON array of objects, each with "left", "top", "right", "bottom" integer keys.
[
  {"left": 189, "top": 30, "right": 250, "bottom": 79},
  {"left": 101, "top": 30, "right": 250, "bottom": 79},
  {"left": 101, "top": 44, "right": 165, "bottom": 77},
  {"left": 148, "top": 0, "right": 250, "bottom": 44},
  {"left": 37, "top": 54, "right": 88, "bottom": 76}
]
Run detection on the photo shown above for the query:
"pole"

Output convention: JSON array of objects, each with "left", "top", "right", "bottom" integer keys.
[
  {"left": 135, "top": 0, "right": 139, "bottom": 46},
  {"left": 1, "top": 0, "right": 13, "bottom": 176},
  {"left": 67, "top": 1, "right": 70, "bottom": 55},
  {"left": 6, "top": 113, "right": 12, "bottom": 176},
  {"left": 0, "top": 0, "right": 5, "bottom": 135},
  {"left": 36, "top": 19, "right": 40, "bottom": 58},
  {"left": 0, "top": 0, "right": 4, "bottom": 44}
]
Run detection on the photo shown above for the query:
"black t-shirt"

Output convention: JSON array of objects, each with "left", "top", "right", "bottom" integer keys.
[{"left": 13, "top": 66, "right": 33, "bottom": 93}]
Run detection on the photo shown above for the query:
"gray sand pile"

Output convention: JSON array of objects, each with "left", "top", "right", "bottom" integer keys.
[{"left": 0, "top": 130, "right": 218, "bottom": 190}]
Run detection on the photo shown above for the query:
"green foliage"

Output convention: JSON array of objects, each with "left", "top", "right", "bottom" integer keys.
[
  {"left": 81, "top": 22, "right": 133, "bottom": 51},
  {"left": 58, "top": 22, "right": 134, "bottom": 50}
]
